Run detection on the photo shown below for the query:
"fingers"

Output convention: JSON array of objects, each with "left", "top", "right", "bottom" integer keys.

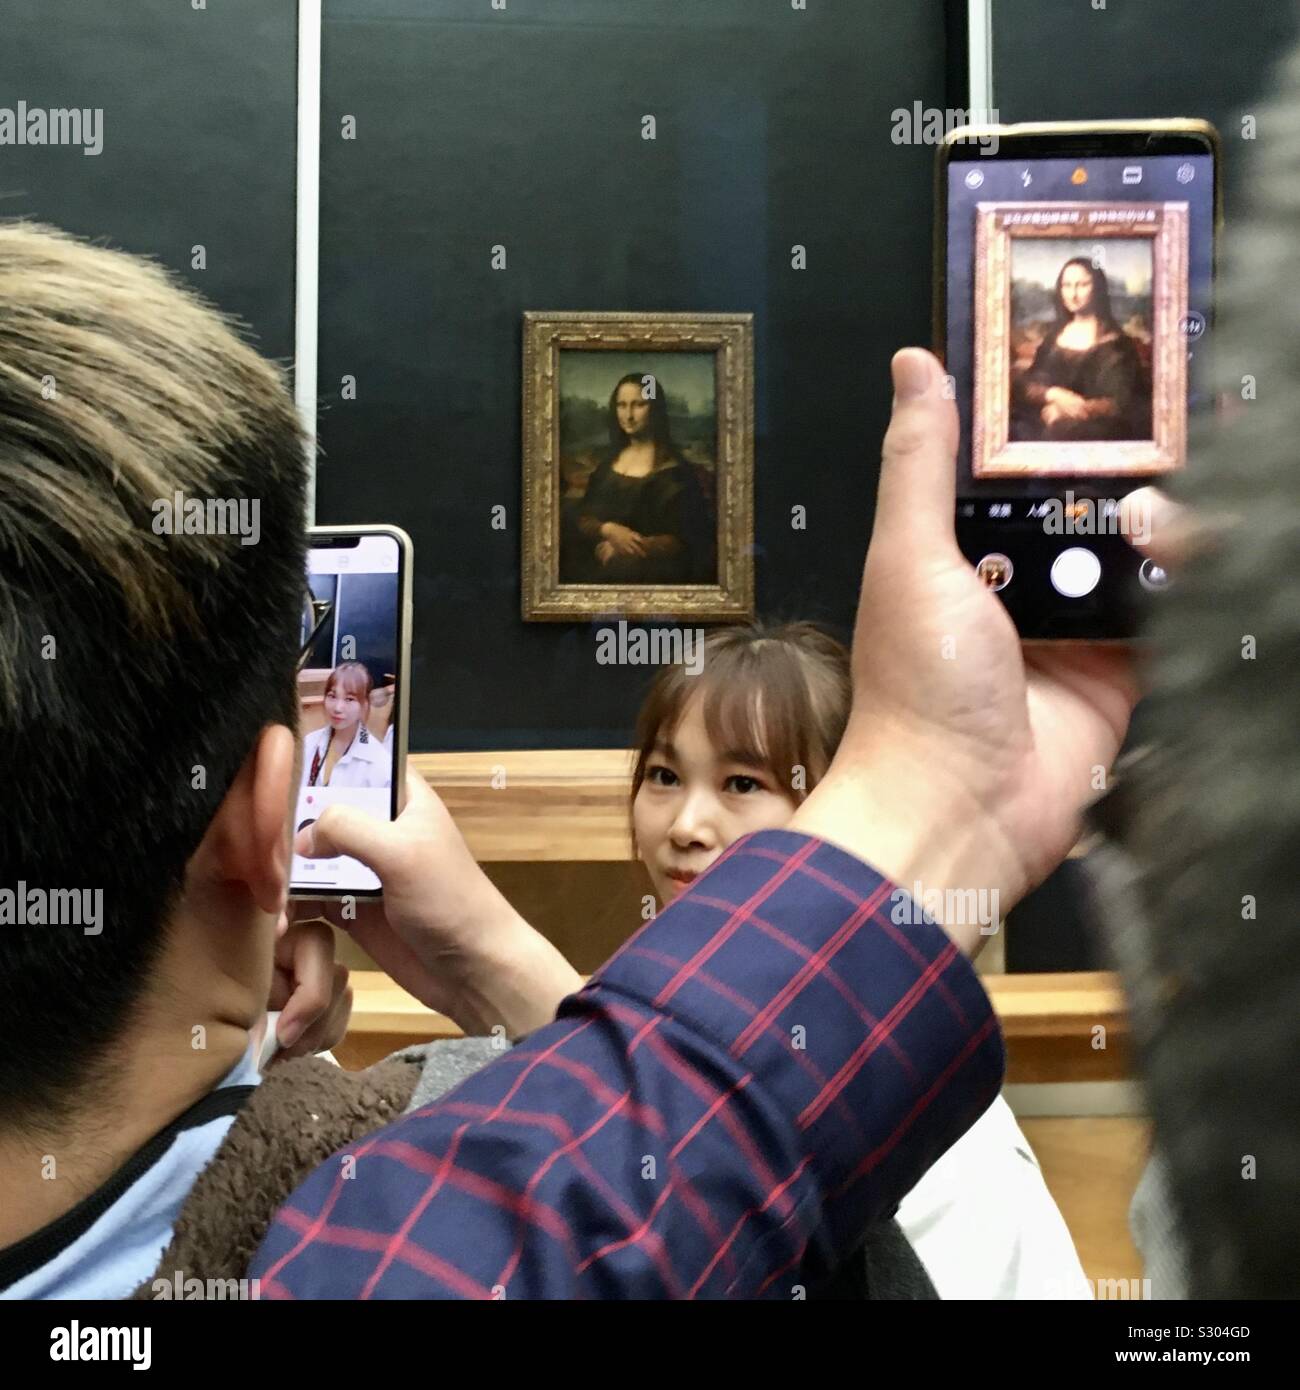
[
  {"left": 273, "top": 917, "right": 337, "bottom": 1050},
  {"left": 1119, "top": 487, "right": 1190, "bottom": 571},
  {"left": 875, "top": 348, "right": 960, "bottom": 548},
  {"left": 605, "top": 525, "right": 647, "bottom": 557},
  {"left": 292, "top": 769, "right": 443, "bottom": 909},
  {"left": 278, "top": 968, "right": 353, "bottom": 1059},
  {"left": 295, "top": 799, "right": 396, "bottom": 876}
]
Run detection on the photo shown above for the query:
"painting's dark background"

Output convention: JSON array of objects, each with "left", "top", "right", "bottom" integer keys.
[{"left": 0, "top": 0, "right": 297, "bottom": 374}]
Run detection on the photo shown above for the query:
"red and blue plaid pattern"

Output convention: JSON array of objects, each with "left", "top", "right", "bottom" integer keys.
[{"left": 252, "top": 828, "right": 1004, "bottom": 1298}]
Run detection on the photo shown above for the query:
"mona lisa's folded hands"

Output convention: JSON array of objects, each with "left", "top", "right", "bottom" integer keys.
[
  {"left": 1045, "top": 385, "right": 1089, "bottom": 421},
  {"left": 290, "top": 770, "right": 583, "bottom": 1039},
  {"left": 790, "top": 347, "right": 1163, "bottom": 956},
  {"left": 600, "top": 520, "right": 648, "bottom": 557}
]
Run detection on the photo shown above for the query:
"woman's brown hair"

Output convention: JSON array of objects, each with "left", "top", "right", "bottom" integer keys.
[
  {"left": 326, "top": 660, "right": 373, "bottom": 706},
  {"left": 630, "top": 621, "right": 851, "bottom": 809}
]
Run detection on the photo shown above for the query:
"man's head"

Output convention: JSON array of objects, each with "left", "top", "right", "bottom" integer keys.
[{"left": 0, "top": 221, "right": 308, "bottom": 1129}]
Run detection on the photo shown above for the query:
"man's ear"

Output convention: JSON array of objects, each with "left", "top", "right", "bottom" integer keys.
[{"left": 196, "top": 724, "right": 297, "bottom": 915}]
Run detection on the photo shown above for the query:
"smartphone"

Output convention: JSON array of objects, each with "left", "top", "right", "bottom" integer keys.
[
  {"left": 936, "top": 120, "right": 1220, "bottom": 639},
  {"left": 290, "top": 524, "right": 413, "bottom": 898}
]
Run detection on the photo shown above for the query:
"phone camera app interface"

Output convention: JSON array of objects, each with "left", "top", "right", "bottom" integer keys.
[
  {"left": 946, "top": 150, "right": 1214, "bottom": 635},
  {"left": 292, "top": 534, "right": 400, "bottom": 893}
]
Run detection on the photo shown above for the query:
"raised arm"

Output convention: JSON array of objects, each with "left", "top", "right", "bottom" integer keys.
[
  {"left": 253, "top": 348, "right": 1145, "bottom": 1298},
  {"left": 253, "top": 829, "right": 1002, "bottom": 1298}
]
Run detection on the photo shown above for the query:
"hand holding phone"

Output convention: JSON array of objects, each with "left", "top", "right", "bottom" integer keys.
[
  {"left": 292, "top": 770, "right": 584, "bottom": 1038},
  {"left": 791, "top": 347, "right": 1153, "bottom": 942}
]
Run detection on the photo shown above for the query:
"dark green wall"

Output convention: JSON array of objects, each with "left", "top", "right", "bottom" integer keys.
[{"left": 315, "top": 0, "right": 955, "bottom": 750}]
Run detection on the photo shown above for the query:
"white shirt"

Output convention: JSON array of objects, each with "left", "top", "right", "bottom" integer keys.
[
  {"left": 896, "top": 1095, "right": 1091, "bottom": 1299},
  {"left": 301, "top": 722, "right": 390, "bottom": 789}
]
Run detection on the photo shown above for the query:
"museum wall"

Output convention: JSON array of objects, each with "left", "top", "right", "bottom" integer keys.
[
  {"left": 0, "top": 0, "right": 297, "bottom": 375},
  {"left": 993, "top": 0, "right": 1298, "bottom": 216},
  {"left": 314, "top": 0, "right": 957, "bottom": 752}
]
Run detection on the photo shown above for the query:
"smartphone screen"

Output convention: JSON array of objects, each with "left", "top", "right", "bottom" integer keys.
[
  {"left": 942, "top": 128, "right": 1217, "bottom": 637},
  {"left": 291, "top": 530, "right": 404, "bottom": 895}
]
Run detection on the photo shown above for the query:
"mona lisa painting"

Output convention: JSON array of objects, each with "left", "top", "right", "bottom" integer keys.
[
  {"left": 522, "top": 312, "right": 754, "bottom": 621},
  {"left": 973, "top": 202, "right": 1189, "bottom": 478}
]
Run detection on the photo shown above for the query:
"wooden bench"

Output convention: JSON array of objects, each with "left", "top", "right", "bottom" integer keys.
[{"left": 335, "top": 967, "right": 1131, "bottom": 1081}]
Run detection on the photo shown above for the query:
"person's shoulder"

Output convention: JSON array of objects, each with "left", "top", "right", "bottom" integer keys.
[
  {"left": 354, "top": 728, "right": 388, "bottom": 762},
  {"left": 385, "top": 1037, "right": 508, "bottom": 1111},
  {"left": 1097, "top": 329, "right": 1136, "bottom": 355},
  {"left": 904, "top": 1096, "right": 1039, "bottom": 1206},
  {"left": 651, "top": 455, "right": 699, "bottom": 490}
]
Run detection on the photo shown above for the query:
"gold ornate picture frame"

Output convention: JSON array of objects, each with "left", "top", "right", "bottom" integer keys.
[
  {"left": 973, "top": 201, "right": 1189, "bottom": 478},
  {"left": 522, "top": 311, "right": 754, "bottom": 622}
]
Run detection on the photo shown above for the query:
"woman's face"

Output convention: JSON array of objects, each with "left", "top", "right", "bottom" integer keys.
[
  {"left": 633, "top": 694, "right": 799, "bottom": 907},
  {"left": 1060, "top": 263, "right": 1095, "bottom": 315},
  {"left": 615, "top": 383, "right": 652, "bottom": 440},
  {"left": 324, "top": 682, "right": 365, "bottom": 737}
]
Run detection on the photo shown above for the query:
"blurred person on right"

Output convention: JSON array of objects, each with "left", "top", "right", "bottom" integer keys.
[{"left": 1081, "top": 42, "right": 1300, "bottom": 1301}]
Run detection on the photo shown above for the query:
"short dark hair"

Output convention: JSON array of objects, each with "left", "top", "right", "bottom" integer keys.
[{"left": 0, "top": 222, "right": 308, "bottom": 1127}]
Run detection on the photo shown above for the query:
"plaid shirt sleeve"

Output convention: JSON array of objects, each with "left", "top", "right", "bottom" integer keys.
[{"left": 251, "top": 828, "right": 1004, "bottom": 1298}]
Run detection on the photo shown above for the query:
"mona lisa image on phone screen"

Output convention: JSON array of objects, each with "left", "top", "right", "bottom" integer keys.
[
  {"left": 290, "top": 525, "right": 412, "bottom": 897},
  {"left": 937, "top": 120, "right": 1219, "bottom": 638}
]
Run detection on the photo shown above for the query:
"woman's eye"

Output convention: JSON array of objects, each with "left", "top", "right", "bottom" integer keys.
[
  {"left": 648, "top": 765, "right": 678, "bottom": 787},
  {"left": 726, "top": 775, "right": 764, "bottom": 795}
]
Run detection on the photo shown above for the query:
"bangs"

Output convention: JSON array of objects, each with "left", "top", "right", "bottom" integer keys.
[
  {"left": 636, "top": 636, "right": 810, "bottom": 795},
  {"left": 327, "top": 664, "right": 370, "bottom": 699},
  {"left": 696, "top": 671, "right": 780, "bottom": 774},
  {"left": 630, "top": 623, "right": 851, "bottom": 817}
]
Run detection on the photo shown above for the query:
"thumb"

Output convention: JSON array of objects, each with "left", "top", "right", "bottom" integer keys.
[
  {"left": 874, "top": 348, "right": 960, "bottom": 548},
  {"left": 296, "top": 801, "right": 394, "bottom": 877},
  {"left": 1118, "top": 486, "right": 1191, "bottom": 571}
]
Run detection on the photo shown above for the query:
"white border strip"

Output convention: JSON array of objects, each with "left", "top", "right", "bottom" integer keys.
[
  {"left": 1004, "top": 1081, "right": 1147, "bottom": 1118},
  {"left": 967, "top": 0, "right": 994, "bottom": 116},
  {"left": 295, "top": 0, "right": 322, "bottom": 521}
]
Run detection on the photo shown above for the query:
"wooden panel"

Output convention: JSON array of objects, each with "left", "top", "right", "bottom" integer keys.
[
  {"left": 412, "top": 749, "right": 634, "bottom": 862},
  {"left": 986, "top": 971, "right": 1132, "bottom": 1083},
  {"left": 1021, "top": 1116, "right": 1150, "bottom": 1287},
  {"left": 340, "top": 967, "right": 1134, "bottom": 1083},
  {"left": 984, "top": 971, "right": 1128, "bottom": 1036}
]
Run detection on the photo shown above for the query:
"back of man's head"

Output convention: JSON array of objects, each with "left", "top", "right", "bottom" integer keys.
[{"left": 0, "top": 222, "right": 307, "bottom": 1128}]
